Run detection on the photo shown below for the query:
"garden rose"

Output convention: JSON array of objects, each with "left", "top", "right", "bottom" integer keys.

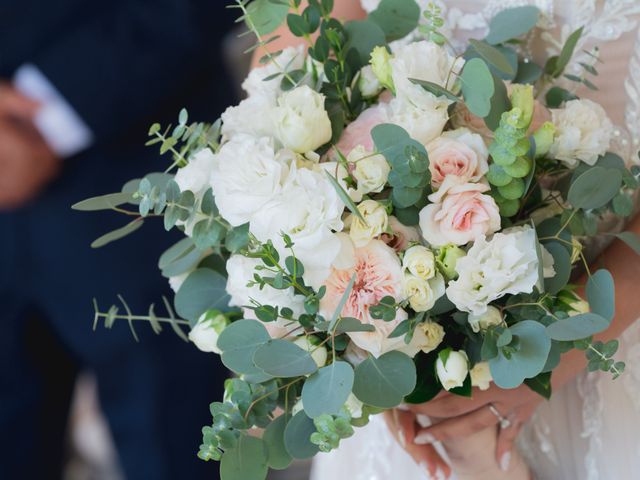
[
  {"left": 402, "top": 273, "right": 445, "bottom": 312},
  {"left": 427, "top": 128, "right": 489, "bottom": 188},
  {"left": 348, "top": 145, "right": 390, "bottom": 196},
  {"left": 436, "top": 350, "right": 469, "bottom": 391},
  {"left": 348, "top": 199, "right": 389, "bottom": 247},
  {"left": 419, "top": 180, "right": 501, "bottom": 247},
  {"left": 381, "top": 216, "right": 421, "bottom": 252},
  {"left": 467, "top": 305, "right": 504, "bottom": 333},
  {"left": 402, "top": 245, "right": 436, "bottom": 280},
  {"left": 188, "top": 310, "right": 229, "bottom": 354},
  {"left": 404, "top": 321, "right": 445, "bottom": 355},
  {"left": 334, "top": 104, "right": 390, "bottom": 157}
]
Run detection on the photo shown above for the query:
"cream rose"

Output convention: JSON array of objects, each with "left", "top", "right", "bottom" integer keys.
[
  {"left": 436, "top": 350, "right": 469, "bottom": 391},
  {"left": 467, "top": 305, "right": 504, "bottom": 333},
  {"left": 348, "top": 145, "right": 390, "bottom": 196},
  {"left": 470, "top": 362, "right": 493, "bottom": 391},
  {"left": 446, "top": 226, "right": 540, "bottom": 315},
  {"left": 403, "top": 321, "right": 445, "bottom": 355},
  {"left": 402, "top": 245, "right": 436, "bottom": 280},
  {"left": 210, "top": 135, "right": 290, "bottom": 226},
  {"left": 348, "top": 199, "right": 389, "bottom": 247},
  {"left": 427, "top": 128, "right": 489, "bottom": 188},
  {"left": 403, "top": 273, "right": 445, "bottom": 312},
  {"left": 419, "top": 180, "right": 501, "bottom": 247},
  {"left": 549, "top": 99, "right": 613, "bottom": 167},
  {"left": 274, "top": 85, "right": 332, "bottom": 153},
  {"left": 188, "top": 311, "right": 229, "bottom": 354}
]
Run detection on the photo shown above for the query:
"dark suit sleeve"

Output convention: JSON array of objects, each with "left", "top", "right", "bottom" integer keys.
[{"left": 33, "top": 0, "right": 208, "bottom": 144}]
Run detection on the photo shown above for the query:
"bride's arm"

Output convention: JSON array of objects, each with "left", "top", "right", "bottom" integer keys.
[
  {"left": 249, "top": 1, "right": 366, "bottom": 69},
  {"left": 405, "top": 213, "right": 640, "bottom": 469}
]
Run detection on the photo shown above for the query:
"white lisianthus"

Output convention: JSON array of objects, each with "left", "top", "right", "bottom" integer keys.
[
  {"left": 468, "top": 305, "right": 503, "bottom": 333},
  {"left": 436, "top": 350, "right": 469, "bottom": 391},
  {"left": 250, "top": 166, "right": 345, "bottom": 289},
  {"left": 403, "top": 273, "right": 445, "bottom": 312},
  {"left": 274, "top": 85, "right": 332, "bottom": 153},
  {"left": 348, "top": 199, "right": 389, "bottom": 247},
  {"left": 221, "top": 96, "right": 276, "bottom": 140},
  {"left": 402, "top": 245, "right": 436, "bottom": 280},
  {"left": 188, "top": 311, "right": 229, "bottom": 354},
  {"left": 446, "top": 226, "right": 540, "bottom": 315},
  {"left": 294, "top": 336, "right": 328, "bottom": 368},
  {"left": 403, "top": 321, "right": 445, "bottom": 355},
  {"left": 359, "top": 65, "right": 383, "bottom": 98},
  {"left": 174, "top": 148, "right": 217, "bottom": 197},
  {"left": 210, "top": 135, "right": 290, "bottom": 226},
  {"left": 470, "top": 362, "right": 493, "bottom": 391},
  {"left": 242, "top": 46, "right": 305, "bottom": 100},
  {"left": 549, "top": 99, "right": 613, "bottom": 167},
  {"left": 347, "top": 145, "right": 390, "bottom": 196}
]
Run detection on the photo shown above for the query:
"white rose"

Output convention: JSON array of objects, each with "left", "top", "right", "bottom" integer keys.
[
  {"left": 274, "top": 85, "right": 332, "bottom": 153},
  {"left": 294, "top": 336, "right": 328, "bottom": 368},
  {"left": 221, "top": 96, "right": 276, "bottom": 140},
  {"left": 348, "top": 199, "right": 389, "bottom": 247},
  {"left": 188, "top": 311, "right": 229, "bottom": 354},
  {"left": 348, "top": 145, "right": 390, "bottom": 196},
  {"left": 403, "top": 273, "right": 445, "bottom": 312},
  {"left": 468, "top": 305, "right": 503, "bottom": 333},
  {"left": 174, "top": 148, "right": 217, "bottom": 197},
  {"left": 388, "top": 95, "right": 449, "bottom": 145},
  {"left": 446, "top": 226, "right": 540, "bottom": 315},
  {"left": 549, "top": 99, "right": 613, "bottom": 167},
  {"left": 403, "top": 245, "right": 436, "bottom": 280},
  {"left": 359, "top": 65, "right": 383, "bottom": 98},
  {"left": 436, "top": 350, "right": 469, "bottom": 391},
  {"left": 250, "top": 166, "right": 345, "bottom": 289},
  {"left": 211, "top": 135, "right": 290, "bottom": 226},
  {"left": 402, "top": 321, "right": 445, "bottom": 355},
  {"left": 470, "top": 362, "right": 492, "bottom": 391}
]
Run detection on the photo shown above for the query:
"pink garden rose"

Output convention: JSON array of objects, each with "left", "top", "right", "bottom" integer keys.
[
  {"left": 333, "top": 103, "right": 389, "bottom": 157},
  {"left": 419, "top": 180, "right": 501, "bottom": 247},
  {"left": 381, "top": 215, "right": 421, "bottom": 252},
  {"left": 427, "top": 128, "right": 489, "bottom": 188},
  {"left": 320, "top": 239, "right": 411, "bottom": 357}
]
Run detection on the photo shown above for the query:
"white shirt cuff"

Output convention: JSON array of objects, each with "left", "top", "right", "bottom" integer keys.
[{"left": 13, "top": 64, "right": 94, "bottom": 158}]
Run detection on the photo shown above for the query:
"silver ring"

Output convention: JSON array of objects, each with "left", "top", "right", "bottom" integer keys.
[{"left": 488, "top": 403, "right": 511, "bottom": 429}]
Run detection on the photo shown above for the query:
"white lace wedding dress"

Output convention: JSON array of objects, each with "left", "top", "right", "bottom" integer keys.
[{"left": 311, "top": 1, "right": 640, "bottom": 479}]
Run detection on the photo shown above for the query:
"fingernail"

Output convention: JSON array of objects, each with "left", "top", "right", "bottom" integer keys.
[
  {"left": 419, "top": 462, "right": 432, "bottom": 479},
  {"left": 414, "top": 432, "right": 436, "bottom": 445},
  {"left": 416, "top": 414, "right": 431, "bottom": 428},
  {"left": 398, "top": 429, "right": 406, "bottom": 448},
  {"left": 435, "top": 467, "right": 446, "bottom": 480},
  {"left": 397, "top": 403, "right": 410, "bottom": 411},
  {"left": 500, "top": 451, "right": 511, "bottom": 471}
]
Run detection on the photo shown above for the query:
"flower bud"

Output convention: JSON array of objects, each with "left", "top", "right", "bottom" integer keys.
[
  {"left": 370, "top": 46, "right": 394, "bottom": 93},
  {"left": 403, "top": 245, "right": 436, "bottom": 280},
  {"left": 410, "top": 321, "right": 445, "bottom": 354},
  {"left": 436, "top": 350, "right": 469, "bottom": 391},
  {"left": 467, "top": 305, "right": 503, "bottom": 333},
  {"left": 510, "top": 84, "right": 534, "bottom": 129},
  {"left": 348, "top": 199, "right": 389, "bottom": 247},
  {"left": 358, "top": 65, "right": 383, "bottom": 98},
  {"left": 532, "top": 121, "right": 556, "bottom": 158},
  {"left": 470, "top": 362, "right": 492, "bottom": 390},
  {"left": 188, "top": 310, "right": 229, "bottom": 354},
  {"left": 402, "top": 273, "right": 445, "bottom": 312},
  {"left": 436, "top": 244, "right": 466, "bottom": 280}
]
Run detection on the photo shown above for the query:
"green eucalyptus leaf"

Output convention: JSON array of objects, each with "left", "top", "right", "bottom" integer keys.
[
  {"left": 333, "top": 317, "right": 376, "bottom": 334},
  {"left": 514, "top": 61, "right": 543, "bottom": 84},
  {"left": 484, "top": 73, "right": 511, "bottom": 131},
  {"left": 615, "top": 231, "right": 640, "bottom": 255},
  {"left": 220, "top": 435, "right": 268, "bottom": 480},
  {"left": 543, "top": 242, "right": 572, "bottom": 294},
  {"left": 485, "top": 6, "right": 540, "bottom": 45},
  {"left": 409, "top": 78, "right": 459, "bottom": 102},
  {"left": 546, "top": 313, "right": 610, "bottom": 341},
  {"left": 468, "top": 39, "right": 515, "bottom": 77},
  {"left": 568, "top": 166, "right": 622, "bottom": 210},
  {"left": 460, "top": 58, "right": 495, "bottom": 118},
  {"left": 524, "top": 371, "right": 552, "bottom": 399},
  {"left": 586, "top": 269, "right": 615, "bottom": 322},
  {"left": 247, "top": 0, "right": 289, "bottom": 36},
  {"left": 159, "top": 238, "right": 203, "bottom": 277},
  {"left": 283, "top": 411, "right": 320, "bottom": 459},
  {"left": 545, "top": 86, "right": 578, "bottom": 108},
  {"left": 368, "top": 0, "right": 420, "bottom": 41},
  {"left": 344, "top": 20, "right": 386, "bottom": 67},
  {"left": 253, "top": 339, "right": 318, "bottom": 377},
  {"left": 325, "top": 171, "right": 365, "bottom": 222},
  {"left": 217, "top": 320, "right": 272, "bottom": 377},
  {"left": 91, "top": 219, "right": 144, "bottom": 248},
  {"left": 353, "top": 351, "right": 417, "bottom": 408},
  {"left": 263, "top": 416, "right": 293, "bottom": 470},
  {"left": 553, "top": 27, "right": 584, "bottom": 77},
  {"left": 175, "top": 268, "right": 231, "bottom": 325},
  {"left": 225, "top": 223, "right": 250, "bottom": 253},
  {"left": 302, "top": 361, "right": 354, "bottom": 417},
  {"left": 72, "top": 192, "right": 135, "bottom": 211}
]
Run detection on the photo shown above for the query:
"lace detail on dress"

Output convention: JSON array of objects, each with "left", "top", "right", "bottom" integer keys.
[
  {"left": 625, "top": 26, "right": 640, "bottom": 153},
  {"left": 577, "top": 370, "right": 604, "bottom": 480}
]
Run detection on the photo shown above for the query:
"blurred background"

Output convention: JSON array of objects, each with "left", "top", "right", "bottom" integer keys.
[{"left": 0, "top": 1, "right": 308, "bottom": 479}]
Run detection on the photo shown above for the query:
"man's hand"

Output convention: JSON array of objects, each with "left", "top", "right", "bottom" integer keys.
[{"left": 0, "top": 83, "right": 60, "bottom": 209}]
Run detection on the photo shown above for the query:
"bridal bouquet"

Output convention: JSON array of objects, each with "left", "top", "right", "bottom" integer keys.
[{"left": 75, "top": 1, "right": 640, "bottom": 478}]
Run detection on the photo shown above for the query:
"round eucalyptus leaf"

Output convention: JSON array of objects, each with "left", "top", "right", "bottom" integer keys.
[
  {"left": 283, "top": 411, "right": 320, "bottom": 460},
  {"left": 344, "top": 20, "right": 386, "bottom": 67},
  {"left": 543, "top": 242, "right": 571, "bottom": 295},
  {"left": 246, "top": 0, "right": 289, "bottom": 35},
  {"left": 217, "top": 320, "right": 272, "bottom": 378},
  {"left": 302, "top": 361, "right": 354, "bottom": 418},
  {"left": 220, "top": 435, "right": 268, "bottom": 480},
  {"left": 461, "top": 58, "right": 495, "bottom": 118},
  {"left": 485, "top": 6, "right": 541, "bottom": 45},
  {"left": 586, "top": 269, "right": 615, "bottom": 322},
  {"left": 368, "top": 0, "right": 420, "bottom": 41},
  {"left": 353, "top": 351, "right": 417, "bottom": 408},
  {"left": 545, "top": 313, "right": 610, "bottom": 341},
  {"left": 489, "top": 320, "right": 551, "bottom": 389},
  {"left": 253, "top": 339, "right": 318, "bottom": 378},
  {"left": 467, "top": 39, "right": 515, "bottom": 77},
  {"left": 72, "top": 192, "right": 134, "bottom": 211},
  {"left": 568, "top": 166, "right": 622, "bottom": 210},
  {"left": 175, "top": 268, "right": 231, "bottom": 325},
  {"left": 263, "top": 416, "right": 293, "bottom": 470}
]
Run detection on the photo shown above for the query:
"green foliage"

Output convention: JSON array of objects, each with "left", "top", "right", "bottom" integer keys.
[
  {"left": 404, "top": 351, "right": 441, "bottom": 403},
  {"left": 547, "top": 27, "right": 584, "bottom": 78},
  {"left": 568, "top": 166, "right": 622, "bottom": 210},
  {"left": 325, "top": 171, "right": 366, "bottom": 221},
  {"left": 352, "top": 351, "right": 417, "bottom": 408},
  {"left": 217, "top": 320, "right": 272, "bottom": 377},
  {"left": 262, "top": 416, "right": 293, "bottom": 470},
  {"left": 545, "top": 86, "right": 578, "bottom": 108},
  {"left": 524, "top": 371, "right": 552, "bottom": 399},
  {"left": 467, "top": 40, "right": 515, "bottom": 78},
  {"left": 582, "top": 339, "right": 625, "bottom": 379},
  {"left": 489, "top": 320, "right": 551, "bottom": 389},
  {"left": 283, "top": 411, "right": 320, "bottom": 459},
  {"left": 344, "top": 20, "right": 386, "bottom": 66},
  {"left": 302, "top": 362, "right": 354, "bottom": 417},
  {"left": 243, "top": 0, "right": 289, "bottom": 36},
  {"left": 484, "top": 6, "right": 540, "bottom": 45},
  {"left": 418, "top": 2, "right": 446, "bottom": 45},
  {"left": 175, "top": 268, "right": 231, "bottom": 326},
  {"left": 90, "top": 219, "right": 145, "bottom": 248},
  {"left": 460, "top": 58, "right": 495, "bottom": 118},
  {"left": 369, "top": 295, "right": 398, "bottom": 321},
  {"left": 220, "top": 435, "right": 268, "bottom": 480},
  {"left": 253, "top": 339, "right": 318, "bottom": 377},
  {"left": 615, "top": 231, "right": 640, "bottom": 255},
  {"left": 586, "top": 270, "right": 615, "bottom": 321},
  {"left": 545, "top": 313, "right": 610, "bottom": 341},
  {"left": 543, "top": 242, "right": 571, "bottom": 294},
  {"left": 368, "top": 0, "right": 420, "bottom": 41},
  {"left": 310, "top": 409, "right": 355, "bottom": 452},
  {"left": 72, "top": 192, "right": 134, "bottom": 212}
]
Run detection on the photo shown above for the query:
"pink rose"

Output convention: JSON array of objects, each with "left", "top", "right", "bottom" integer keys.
[
  {"left": 333, "top": 103, "right": 390, "bottom": 157},
  {"left": 427, "top": 128, "right": 489, "bottom": 188},
  {"left": 419, "top": 181, "right": 501, "bottom": 247},
  {"left": 381, "top": 216, "right": 420, "bottom": 252},
  {"left": 320, "top": 239, "right": 411, "bottom": 357}
]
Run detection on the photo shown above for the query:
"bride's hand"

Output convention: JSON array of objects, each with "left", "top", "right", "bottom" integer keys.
[
  {"left": 405, "top": 385, "right": 543, "bottom": 470},
  {"left": 383, "top": 408, "right": 452, "bottom": 479}
]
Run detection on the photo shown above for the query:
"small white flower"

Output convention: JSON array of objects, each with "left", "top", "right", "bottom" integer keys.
[
  {"left": 348, "top": 145, "right": 390, "bottom": 196},
  {"left": 402, "top": 273, "right": 445, "bottom": 312},
  {"left": 402, "top": 321, "right": 445, "bottom": 356},
  {"left": 436, "top": 350, "right": 469, "bottom": 391},
  {"left": 274, "top": 85, "right": 332, "bottom": 153},
  {"left": 470, "top": 362, "right": 492, "bottom": 391},
  {"left": 550, "top": 99, "right": 613, "bottom": 167},
  {"left": 359, "top": 65, "right": 383, "bottom": 98},
  {"left": 402, "top": 245, "right": 436, "bottom": 280},
  {"left": 468, "top": 305, "right": 503, "bottom": 333},
  {"left": 348, "top": 199, "right": 389, "bottom": 247},
  {"left": 188, "top": 311, "right": 229, "bottom": 354}
]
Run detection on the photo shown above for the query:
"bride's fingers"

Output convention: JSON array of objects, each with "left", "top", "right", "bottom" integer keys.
[
  {"left": 407, "top": 390, "right": 491, "bottom": 418},
  {"left": 413, "top": 405, "right": 497, "bottom": 444},
  {"left": 495, "top": 419, "right": 522, "bottom": 471}
]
